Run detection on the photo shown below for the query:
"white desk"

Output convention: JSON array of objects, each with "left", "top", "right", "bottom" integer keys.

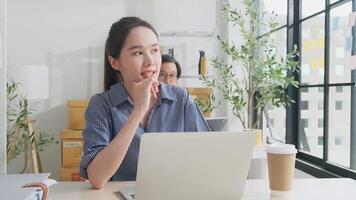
[{"left": 49, "top": 178, "right": 356, "bottom": 200}]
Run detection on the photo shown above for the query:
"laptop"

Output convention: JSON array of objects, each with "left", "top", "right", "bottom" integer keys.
[
  {"left": 119, "top": 131, "right": 256, "bottom": 200},
  {"left": 205, "top": 117, "right": 228, "bottom": 131}
]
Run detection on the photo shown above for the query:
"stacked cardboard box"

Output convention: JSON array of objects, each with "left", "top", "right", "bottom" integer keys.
[
  {"left": 60, "top": 100, "right": 88, "bottom": 181},
  {"left": 186, "top": 87, "right": 212, "bottom": 117}
]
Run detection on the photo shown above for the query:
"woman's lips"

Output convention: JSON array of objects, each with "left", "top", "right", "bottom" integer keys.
[{"left": 141, "top": 71, "right": 156, "bottom": 78}]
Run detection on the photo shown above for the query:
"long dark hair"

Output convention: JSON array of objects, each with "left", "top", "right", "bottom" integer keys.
[
  {"left": 161, "top": 54, "right": 182, "bottom": 79},
  {"left": 104, "top": 17, "right": 158, "bottom": 90}
]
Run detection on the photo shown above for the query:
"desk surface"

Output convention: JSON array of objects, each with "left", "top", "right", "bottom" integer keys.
[{"left": 49, "top": 178, "right": 356, "bottom": 200}]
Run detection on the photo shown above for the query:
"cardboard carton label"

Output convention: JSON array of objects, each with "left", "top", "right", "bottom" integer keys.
[{"left": 63, "top": 141, "right": 82, "bottom": 148}]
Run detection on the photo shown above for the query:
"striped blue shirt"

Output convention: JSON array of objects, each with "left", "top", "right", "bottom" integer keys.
[{"left": 80, "top": 82, "right": 210, "bottom": 181}]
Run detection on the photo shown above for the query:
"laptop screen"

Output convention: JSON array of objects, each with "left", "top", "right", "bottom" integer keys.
[{"left": 205, "top": 117, "right": 228, "bottom": 131}]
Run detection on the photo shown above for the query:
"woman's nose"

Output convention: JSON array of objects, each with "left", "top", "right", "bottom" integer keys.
[{"left": 144, "top": 53, "right": 154, "bottom": 66}]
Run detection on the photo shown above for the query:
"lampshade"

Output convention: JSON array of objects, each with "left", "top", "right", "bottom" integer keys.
[{"left": 8, "top": 65, "right": 49, "bottom": 100}]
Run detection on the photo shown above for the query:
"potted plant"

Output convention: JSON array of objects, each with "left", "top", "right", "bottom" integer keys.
[
  {"left": 201, "top": 0, "right": 299, "bottom": 134},
  {"left": 7, "top": 80, "right": 56, "bottom": 173}
]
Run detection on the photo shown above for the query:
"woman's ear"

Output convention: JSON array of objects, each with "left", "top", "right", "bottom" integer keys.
[{"left": 108, "top": 56, "right": 120, "bottom": 71}]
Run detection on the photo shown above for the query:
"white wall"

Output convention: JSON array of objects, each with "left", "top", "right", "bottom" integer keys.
[
  {"left": 6, "top": 0, "right": 223, "bottom": 179},
  {"left": 6, "top": 0, "right": 129, "bottom": 179},
  {"left": 0, "top": 0, "right": 6, "bottom": 174}
]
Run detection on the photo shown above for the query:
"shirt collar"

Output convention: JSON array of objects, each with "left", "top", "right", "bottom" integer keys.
[
  {"left": 158, "top": 82, "right": 177, "bottom": 102},
  {"left": 109, "top": 82, "right": 177, "bottom": 107}
]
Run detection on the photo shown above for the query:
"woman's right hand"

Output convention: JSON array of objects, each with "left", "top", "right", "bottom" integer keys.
[{"left": 127, "top": 78, "right": 158, "bottom": 115}]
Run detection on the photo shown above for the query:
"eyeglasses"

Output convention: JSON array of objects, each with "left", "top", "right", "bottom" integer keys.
[{"left": 158, "top": 72, "right": 177, "bottom": 80}]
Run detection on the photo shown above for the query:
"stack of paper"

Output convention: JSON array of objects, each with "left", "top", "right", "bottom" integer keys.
[{"left": 0, "top": 173, "right": 57, "bottom": 200}]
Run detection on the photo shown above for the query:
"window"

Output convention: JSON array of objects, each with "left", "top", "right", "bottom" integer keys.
[
  {"left": 301, "top": 101, "right": 309, "bottom": 110},
  {"left": 300, "top": 87, "right": 309, "bottom": 93},
  {"left": 329, "top": 87, "right": 351, "bottom": 167},
  {"left": 318, "top": 68, "right": 324, "bottom": 76},
  {"left": 263, "top": 108, "right": 286, "bottom": 142},
  {"left": 330, "top": 0, "right": 343, "bottom": 3},
  {"left": 318, "top": 101, "right": 324, "bottom": 110},
  {"left": 301, "top": 0, "right": 325, "bottom": 18},
  {"left": 257, "top": 0, "right": 287, "bottom": 34},
  {"left": 303, "top": 28, "right": 312, "bottom": 39},
  {"left": 335, "top": 101, "right": 343, "bottom": 110},
  {"left": 335, "top": 136, "right": 343, "bottom": 146},
  {"left": 301, "top": 14, "right": 325, "bottom": 85},
  {"left": 335, "top": 86, "right": 343, "bottom": 93},
  {"left": 318, "top": 118, "right": 323, "bottom": 128},
  {"left": 292, "top": 0, "right": 355, "bottom": 179},
  {"left": 301, "top": 118, "right": 309, "bottom": 128},
  {"left": 330, "top": 2, "right": 352, "bottom": 83},
  {"left": 258, "top": 0, "right": 289, "bottom": 143},
  {"left": 318, "top": 136, "right": 324, "bottom": 146},
  {"left": 301, "top": 64, "right": 311, "bottom": 76},
  {"left": 335, "top": 65, "right": 345, "bottom": 77},
  {"left": 335, "top": 47, "right": 344, "bottom": 58}
]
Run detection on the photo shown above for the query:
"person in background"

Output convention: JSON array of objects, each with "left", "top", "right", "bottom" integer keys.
[
  {"left": 158, "top": 54, "right": 181, "bottom": 85},
  {"left": 80, "top": 17, "right": 210, "bottom": 189}
]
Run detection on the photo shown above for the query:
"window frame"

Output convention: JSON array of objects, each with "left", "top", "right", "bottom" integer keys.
[{"left": 285, "top": 0, "right": 356, "bottom": 179}]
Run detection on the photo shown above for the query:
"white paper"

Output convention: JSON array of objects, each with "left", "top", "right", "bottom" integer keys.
[
  {"left": 43, "top": 178, "right": 57, "bottom": 187},
  {"left": 27, "top": 178, "right": 57, "bottom": 200},
  {"left": 0, "top": 173, "right": 50, "bottom": 200}
]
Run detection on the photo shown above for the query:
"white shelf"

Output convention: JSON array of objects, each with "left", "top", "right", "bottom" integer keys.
[
  {"left": 181, "top": 75, "right": 212, "bottom": 78},
  {"left": 180, "top": 75, "right": 213, "bottom": 78},
  {"left": 159, "top": 31, "right": 215, "bottom": 38}
]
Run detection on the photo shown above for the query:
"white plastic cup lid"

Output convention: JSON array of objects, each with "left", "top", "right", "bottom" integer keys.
[{"left": 266, "top": 143, "right": 297, "bottom": 154}]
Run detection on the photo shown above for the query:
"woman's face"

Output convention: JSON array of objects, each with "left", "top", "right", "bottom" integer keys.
[
  {"left": 159, "top": 62, "right": 178, "bottom": 85},
  {"left": 112, "top": 26, "right": 161, "bottom": 84}
]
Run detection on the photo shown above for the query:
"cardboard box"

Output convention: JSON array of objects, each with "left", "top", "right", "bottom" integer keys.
[
  {"left": 61, "top": 129, "right": 83, "bottom": 168},
  {"left": 186, "top": 87, "right": 213, "bottom": 117},
  {"left": 59, "top": 167, "right": 83, "bottom": 181},
  {"left": 67, "top": 100, "right": 89, "bottom": 130}
]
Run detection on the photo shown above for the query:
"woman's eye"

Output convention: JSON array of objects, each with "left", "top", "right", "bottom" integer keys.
[
  {"left": 152, "top": 48, "right": 159, "bottom": 53},
  {"left": 133, "top": 52, "right": 142, "bottom": 56}
]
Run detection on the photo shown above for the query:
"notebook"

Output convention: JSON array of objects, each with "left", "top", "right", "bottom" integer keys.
[{"left": 120, "top": 131, "right": 256, "bottom": 200}]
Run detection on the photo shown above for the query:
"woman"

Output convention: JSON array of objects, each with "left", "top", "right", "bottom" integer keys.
[
  {"left": 80, "top": 17, "right": 209, "bottom": 189},
  {"left": 159, "top": 54, "right": 181, "bottom": 85}
]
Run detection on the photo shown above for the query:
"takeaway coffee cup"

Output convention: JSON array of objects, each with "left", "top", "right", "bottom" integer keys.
[{"left": 266, "top": 144, "right": 297, "bottom": 198}]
